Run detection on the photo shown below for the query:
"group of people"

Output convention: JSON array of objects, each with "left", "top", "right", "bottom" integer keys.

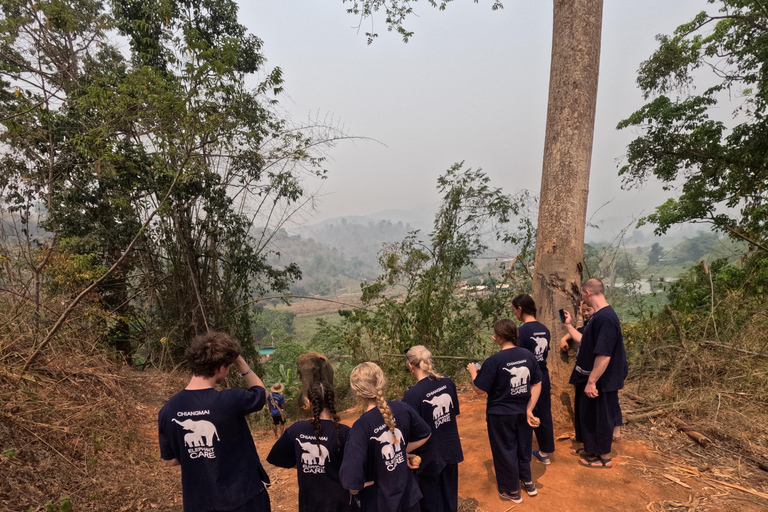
[{"left": 157, "top": 278, "right": 627, "bottom": 511}]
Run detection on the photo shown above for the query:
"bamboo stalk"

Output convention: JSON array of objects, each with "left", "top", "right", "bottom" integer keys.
[{"left": 671, "top": 416, "right": 712, "bottom": 447}]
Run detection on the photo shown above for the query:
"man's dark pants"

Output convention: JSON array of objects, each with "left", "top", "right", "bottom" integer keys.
[{"left": 573, "top": 384, "right": 617, "bottom": 456}]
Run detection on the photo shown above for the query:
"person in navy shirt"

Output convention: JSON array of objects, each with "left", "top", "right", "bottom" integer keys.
[
  {"left": 567, "top": 279, "right": 628, "bottom": 468},
  {"left": 340, "top": 362, "right": 432, "bottom": 512},
  {"left": 467, "top": 319, "right": 542, "bottom": 504},
  {"left": 267, "top": 383, "right": 286, "bottom": 439},
  {"left": 512, "top": 294, "right": 554, "bottom": 466},
  {"left": 402, "top": 345, "right": 463, "bottom": 512},
  {"left": 267, "top": 381, "right": 355, "bottom": 511},
  {"left": 158, "top": 331, "right": 271, "bottom": 512}
]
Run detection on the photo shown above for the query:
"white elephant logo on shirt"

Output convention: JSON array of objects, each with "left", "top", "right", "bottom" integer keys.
[
  {"left": 423, "top": 393, "right": 453, "bottom": 418},
  {"left": 184, "top": 432, "right": 203, "bottom": 447},
  {"left": 172, "top": 418, "right": 219, "bottom": 447},
  {"left": 532, "top": 336, "right": 549, "bottom": 357},
  {"left": 503, "top": 366, "right": 530, "bottom": 388},
  {"left": 370, "top": 428, "right": 403, "bottom": 460},
  {"left": 296, "top": 439, "right": 330, "bottom": 465}
]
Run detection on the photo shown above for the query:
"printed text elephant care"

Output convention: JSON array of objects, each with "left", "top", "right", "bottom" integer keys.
[{"left": 172, "top": 418, "right": 220, "bottom": 447}]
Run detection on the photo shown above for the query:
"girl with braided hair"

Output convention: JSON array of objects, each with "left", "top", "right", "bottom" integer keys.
[
  {"left": 402, "top": 346, "right": 463, "bottom": 512},
  {"left": 340, "top": 362, "right": 432, "bottom": 512},
  {"left": 267, "top": 381, "right": 355, "bottom": 512}
]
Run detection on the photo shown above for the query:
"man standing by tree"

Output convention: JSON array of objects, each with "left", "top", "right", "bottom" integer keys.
[
  {"left": 566, "top": 279, "right": 627, "bottom": 469},
  {"left": 158, "top": 332, "right": 271, "bottom": 511}
]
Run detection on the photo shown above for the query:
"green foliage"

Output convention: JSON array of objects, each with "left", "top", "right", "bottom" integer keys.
[
  {"left": 333, "top": 163, "right": 536, "bottom": 360},
  {"left": 671, "top": 232, "right": 720, "bottom": 263},
  {"left": 0, "top": 0, "right": 341, "bottom": 367},
  {"left": 648, "top": 242, "right": 664, "bottom": 266},
  {"left": 36, "top": 496, "right": 72, "bottom": 512},
  {"left": 618, "top": 1, "right": 768, "bottom": 252},
  {"left": 251, "top": 308, "right": 295, "bottom": 347},
  {"left": 264, "top": 340, "right": 306, "bottom": 390}
]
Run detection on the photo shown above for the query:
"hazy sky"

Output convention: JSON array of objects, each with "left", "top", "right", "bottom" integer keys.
[{"left": 240, "top": 0, "right": 710, "bottom": 240}]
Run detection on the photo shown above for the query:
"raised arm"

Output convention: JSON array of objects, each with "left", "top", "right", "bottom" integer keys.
[{"left": 233, "top": 355, "right": 265, "bottom": 391}]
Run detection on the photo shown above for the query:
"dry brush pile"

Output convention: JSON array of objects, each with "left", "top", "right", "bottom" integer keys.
[
  {"left": 0, "top": 286, "right": 185, "bottom": 512},
  {"left": 623, "top": 258, "right": 768, "bottom": 491}
]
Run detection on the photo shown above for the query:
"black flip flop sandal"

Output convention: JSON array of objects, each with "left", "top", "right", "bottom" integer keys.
[{"left": 578, "top": 455, "right": 612, "bottom": 468}]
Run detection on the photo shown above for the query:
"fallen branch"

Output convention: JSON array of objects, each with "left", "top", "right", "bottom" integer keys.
[
  {"left": 625, "top": 409, "right": 668, "bottom": 424},
  {"left": 703, "top": 478, "right": 768, "bottom": 500},
  {"left": 662, "top": 473, "right": 691, "bottom": 489},
  {"left": 671, "top": 416, "right": 712, "bottom": 447},
  {"left": 698, "top": 340, "right": 768, "bottom": 359},
  {"left": 620, "top": 390, "right": 646, "bottom": 402},
  {"left": 382, "top": 354, "right": 478, "bottom": 361}
]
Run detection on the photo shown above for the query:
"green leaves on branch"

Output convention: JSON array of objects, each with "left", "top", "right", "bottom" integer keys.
[
  {"left": 334, "top": 163, "right": 536, "bottom": 360},
  {"left": 619, "top": 1, "right": 768, "bottom": 251},
  {"left": 342, "top": 0, "right": 503, "bottom": 44},
  {"left": 0, "top": 0, "right": 342, "bottom": 365}
]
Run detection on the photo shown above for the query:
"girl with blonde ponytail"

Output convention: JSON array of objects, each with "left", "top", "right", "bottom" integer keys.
[
  {"left": 402, "top": 346, "right": 463, "bottom": 512},
  {"left": 340, "top": 362, "right": 432, "bottom": 512}
]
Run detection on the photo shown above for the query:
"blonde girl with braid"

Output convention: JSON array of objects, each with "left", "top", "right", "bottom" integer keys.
[
  {"left": 402, "top": 346, "right": 464, "bottom": 512},
  {"left": 340, "top": 362, "right": 432, "bottom": 512},
  {"left": 267, "top": 380, "right": 355, "bottom": 512}
]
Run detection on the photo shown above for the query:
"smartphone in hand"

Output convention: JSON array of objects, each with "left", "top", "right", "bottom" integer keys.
[{"left": 558, "top": 308, "right": 566, "bottom": 323}]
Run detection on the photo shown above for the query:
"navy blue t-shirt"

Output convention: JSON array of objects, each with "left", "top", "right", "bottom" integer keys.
[
  {"left": 339, "top": 400, "right": 431, "bottom": 512},
  {"left": 268, "top": 392, "right": 285, "bottom": 416},
  {"left": 267, "top": 419, "right": 355, "bottom": 512},
  {"left": 402, "top": 376, "right": 464, "bottom": 465},
  {"left": 569, "top": 306, "right": 628, "bottom": 392},
  {"left": 473, "top": 347, "right": 542, "bottom": 415},
  {"left": 158, "top": 386, "right": 267, "bottom": 512},
  {"left": 518, "top": 321, "right": 551, "bottom": 370}
]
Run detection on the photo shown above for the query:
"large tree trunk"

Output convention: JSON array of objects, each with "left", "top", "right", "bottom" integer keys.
[{"left": 533, "top": 0, "right": 603, "bottom": 388}]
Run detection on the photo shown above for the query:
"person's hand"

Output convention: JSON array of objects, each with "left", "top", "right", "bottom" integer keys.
[
  {"left": 407, "top": 454, "right": 421, "bottom": 469},
  {"left": 466, "top": 363, "right": 478, "bottom": 379},
  {"left": 527, "top": 411, "right": 540, "bottom": 428},
  {"left": 559, "top": 338, "right": 570, "bottom": 353},
  {"left": 563, "top": 310, "right": 572, "bottom": 324},
  {"left": 585, "top": 381, "right": 599, "bottom": 398}
]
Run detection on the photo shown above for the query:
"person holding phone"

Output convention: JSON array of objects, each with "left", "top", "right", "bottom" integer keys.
[
  {"left": 467, "top": 319, "right": 542, "bottom": 504},
  {"left": 566, "top": 279, "right": 628, "bottom": 469},
  {"left": 512, "top": 294, "right": 554, "bottom": 466},
  {"left": 559, "top": 301, "right": 595, "bottom": 354}
]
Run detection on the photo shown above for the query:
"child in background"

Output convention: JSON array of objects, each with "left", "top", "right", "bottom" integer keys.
[
  {"left": 340, "top": 362, "right": 432, "bottom": 512},
  {"left": 467, "top": 319, "right": 542, "bottom": 504},
  {"left": 402, "top": 345, "right": 463, "bottom": 512},
  {"left": 267, "top": 381, "right": 355, "bottom": 512},
  {"left": 512, "top": 294, "right": 555, "bottom": 466}
]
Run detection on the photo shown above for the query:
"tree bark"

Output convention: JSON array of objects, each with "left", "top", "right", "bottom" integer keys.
[{"left": 532, "top": 0, "right": 603, "bottom": 384}]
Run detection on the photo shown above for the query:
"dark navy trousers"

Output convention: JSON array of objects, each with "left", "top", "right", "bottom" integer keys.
[
  {"left": 573, "top": 384, "right": 617, "bottom": 456},
  {"left": 415, "top": 462, "right": 458, "bottom": 512},
  {"left": 533, "top": 367, "right": 555, "bottom": 453},
  {"left": 486, "top": 413, "right": 532, "bottom": 494}
]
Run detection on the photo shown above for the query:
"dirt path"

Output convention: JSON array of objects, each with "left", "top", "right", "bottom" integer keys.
[
  {"left": 257, "top": 390, "right": 767, "bottom": 512},
  {"left": 133, "top": 373, "right": 766, "bottom": 512}
]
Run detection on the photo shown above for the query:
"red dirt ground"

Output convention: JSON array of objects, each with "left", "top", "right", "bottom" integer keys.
[{"left": 141, "top": 381, "right": 767, "bottom": 512}]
